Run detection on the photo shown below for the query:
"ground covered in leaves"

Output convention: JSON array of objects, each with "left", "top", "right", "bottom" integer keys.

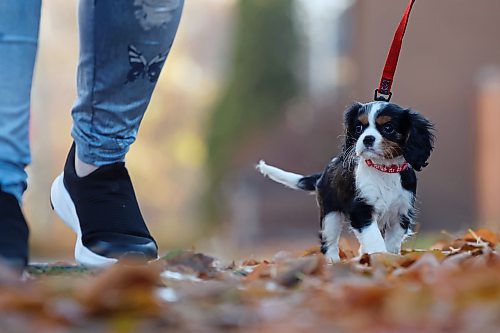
[{"left": 1, "top": 229, "right": 500, "bottom": 333}]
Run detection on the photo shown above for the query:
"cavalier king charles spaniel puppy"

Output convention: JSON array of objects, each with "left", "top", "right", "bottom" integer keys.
[{"left": 257, "top": 101, "right": 434, "bottom": 261}]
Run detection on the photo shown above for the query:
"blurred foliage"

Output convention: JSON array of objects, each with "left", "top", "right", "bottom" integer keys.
[{"left": 205, "top": 0, "right": 300, "bottom": 223}]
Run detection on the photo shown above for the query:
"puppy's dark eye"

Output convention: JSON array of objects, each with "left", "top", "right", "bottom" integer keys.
[
  {"left": 382, "top": 123, "right": 395, "bottom": 134},
  {"left": 355, "top": 125, "right": 363, "bottom": 134}
]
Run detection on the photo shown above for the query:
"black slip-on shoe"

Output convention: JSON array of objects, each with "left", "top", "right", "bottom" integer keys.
[
  {"left": 50, "top": 143, "right": 158, "bottom": 267},
  {"left": 0, "top": 190, "right": 29, "bottom": 271}
]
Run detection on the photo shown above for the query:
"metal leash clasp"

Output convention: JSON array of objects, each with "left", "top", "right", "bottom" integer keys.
[{"left": 374, "top": 89, "right": 392, "bottom": 102}]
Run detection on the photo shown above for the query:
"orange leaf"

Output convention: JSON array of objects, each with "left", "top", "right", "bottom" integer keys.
[
  {"left": 463, "top": 229, "right": 498, "bottom": 245},
  {"left": 242, "top": 263, "right": 272, "bottom": 283}
]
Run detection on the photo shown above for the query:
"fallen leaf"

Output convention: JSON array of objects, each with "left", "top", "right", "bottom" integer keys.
[
  {"left": 464, "top": 228, "right": 498, "bottom": 246},
  {"left": 77, "top": 261, "right": 162, "bottom": 316},
  {"left": 242, "top": 263, "right": 272, "bottom": 283},
  {"left": 157, "top": 251, "right": 218, "bottom": 279},
  {"left": 274, "top": 255, "right": 326, "bottom": 288}
]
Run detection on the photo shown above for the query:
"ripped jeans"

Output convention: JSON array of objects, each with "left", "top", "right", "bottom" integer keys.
[{"left": 0, "top": 0, "right": 184, "bottom": 201}]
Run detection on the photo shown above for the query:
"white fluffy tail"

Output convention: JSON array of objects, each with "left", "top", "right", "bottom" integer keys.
[{"left": 256, "top": 160, "right": 304, "bottom": 190}]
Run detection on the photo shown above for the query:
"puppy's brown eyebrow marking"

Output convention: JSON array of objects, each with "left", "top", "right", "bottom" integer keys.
[
  {"left": 376, "top": 115, "right": 392, "bottom": 125},
  {"left": 358, "top": 114, "right": 369, "bottom": 125}
]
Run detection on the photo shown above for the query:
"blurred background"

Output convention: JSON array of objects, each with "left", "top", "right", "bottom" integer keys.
[{"left": 26, "top": 0, "right": 500, "bottom": 261}]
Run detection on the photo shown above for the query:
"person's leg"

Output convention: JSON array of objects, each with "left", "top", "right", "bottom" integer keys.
[
  {"left": 51, "top": 0, "right": 184, "bottom": 267},
  {"left": 0, "top": 1, "right": 40, "bottom": 202},
  {"left": 73, "top": 0, "right": 184, "bottom": 166},
  {"left": 0, "top": 0, "right": 41, "bottom": 268}
]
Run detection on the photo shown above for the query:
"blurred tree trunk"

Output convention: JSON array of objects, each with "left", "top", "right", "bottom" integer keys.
[{"left": 205, "top": 0, "right": 300, "bottom": 225}]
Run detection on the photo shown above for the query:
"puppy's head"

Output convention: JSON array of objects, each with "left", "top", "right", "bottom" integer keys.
[{"left": 343, "top": 101, "right": 434, "bottom": 171}]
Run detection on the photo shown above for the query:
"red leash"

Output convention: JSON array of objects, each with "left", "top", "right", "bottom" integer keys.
[{"left": 374, "top": 0, "right": 416, "bottom": 102}]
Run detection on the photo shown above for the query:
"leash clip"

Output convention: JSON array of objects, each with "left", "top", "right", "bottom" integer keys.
[{"left": 374, "top": 89, "right": 392, "bottom": 102}]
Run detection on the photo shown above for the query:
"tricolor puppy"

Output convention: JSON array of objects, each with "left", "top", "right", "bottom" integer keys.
[{"left": 257, "top": 101, "right": 434, "bottom": 261}]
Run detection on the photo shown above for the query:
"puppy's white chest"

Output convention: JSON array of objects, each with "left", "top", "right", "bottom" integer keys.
[{"left": 355, "top": 164, "right": 411, "bottom": 215}]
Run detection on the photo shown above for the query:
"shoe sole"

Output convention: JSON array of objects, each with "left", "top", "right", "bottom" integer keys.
[{"left": 50, "top": 173, "right": 118, "bottom": 268}]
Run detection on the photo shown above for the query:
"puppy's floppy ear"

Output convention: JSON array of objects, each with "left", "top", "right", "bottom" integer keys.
[
  {"left": 403, "top": 110, "right": 435, "bottom": 171},
  {"left": 343, "top": 102, "right": 362, "bottom": 149}
]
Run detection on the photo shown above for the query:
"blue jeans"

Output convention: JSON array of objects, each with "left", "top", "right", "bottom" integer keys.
[{"left": 0, "top": 0, "right": 184, "bottom": 202}]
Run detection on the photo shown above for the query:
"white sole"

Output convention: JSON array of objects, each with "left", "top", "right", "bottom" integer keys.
[{"left": 50, "top": 173, "right": 118, "bottom": 268}]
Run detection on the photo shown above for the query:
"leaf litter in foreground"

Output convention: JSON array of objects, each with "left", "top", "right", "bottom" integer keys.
[{"left": 0, "top": 229, "right": 498, "bottom": 332}]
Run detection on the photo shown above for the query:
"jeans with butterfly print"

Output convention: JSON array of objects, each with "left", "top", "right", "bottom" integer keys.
[{"left": 0, "top": 0, "right": 184, "bottom": 202}]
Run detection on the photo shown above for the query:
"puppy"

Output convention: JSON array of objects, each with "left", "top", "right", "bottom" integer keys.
[{"left": 257, "top": 101, "right": 434, "bottom": 261}]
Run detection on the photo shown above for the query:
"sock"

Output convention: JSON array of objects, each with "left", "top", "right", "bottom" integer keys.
[{"left": 75, "top": 147, "right": 98, "bottom": 178}]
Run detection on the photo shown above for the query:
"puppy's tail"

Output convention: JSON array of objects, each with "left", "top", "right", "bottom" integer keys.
[{"left": 256, "top": 160, "right": 320, "bottom": 192}]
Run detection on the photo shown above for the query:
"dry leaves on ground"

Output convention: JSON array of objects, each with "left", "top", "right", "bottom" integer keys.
[{"left": 0, "top": 229, "right": 499, "bottom": 333}]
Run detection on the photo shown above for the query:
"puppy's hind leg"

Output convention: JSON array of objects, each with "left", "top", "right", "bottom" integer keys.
[{"left": 320, "top": 212, "right": 344, "bottom": 262}]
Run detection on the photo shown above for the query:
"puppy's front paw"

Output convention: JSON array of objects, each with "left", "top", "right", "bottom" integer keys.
[
  {"left": 386, "top": 245, "right": 401, "bottom": 255},
  {"left": 358, "top": 247, "right": 388, "bottom": 256},
  {"left": 324, "top": 249, "right": 341, "bottom": 263}
]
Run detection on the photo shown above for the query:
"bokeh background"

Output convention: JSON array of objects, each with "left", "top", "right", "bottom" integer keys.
[{"left": 25, "top": 0, "right": 500, "bottom": 261}]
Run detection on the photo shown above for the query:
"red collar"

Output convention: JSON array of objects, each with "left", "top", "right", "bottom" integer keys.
[{"left": 365, "top": 159, "right": 409, "bottom": 173}]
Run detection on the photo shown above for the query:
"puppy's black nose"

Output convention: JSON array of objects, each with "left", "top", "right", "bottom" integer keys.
[{"left": 363, "top": 135, "right": 375, "bottom": 147}]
